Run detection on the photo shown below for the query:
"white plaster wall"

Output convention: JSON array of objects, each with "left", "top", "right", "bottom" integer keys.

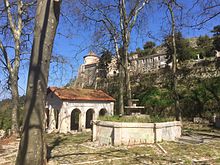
[
  {"left": 62, "top": 100, "right": 114, "bottom": 133},
  {"left": 46, "top": 96, "right": 114, "bottom": 133},
  {"left": 216, "top": 50, "right": 220, "bottom": 58},
  {"left": 93, "top": 121, "right": 182, "bottom": 146},
  {"left": 84, "top": 56, "right": 99, "bottom": 65},
  {"left": 46, "top": 93, "right": 63, "bottom": 132}
]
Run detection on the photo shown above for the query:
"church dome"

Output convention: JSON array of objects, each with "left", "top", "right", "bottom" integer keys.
[{"left": 83, "top": 51, "right": 99, "bottom": 65}]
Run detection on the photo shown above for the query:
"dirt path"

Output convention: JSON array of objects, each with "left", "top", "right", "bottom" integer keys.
[
  {"left": 1, "top": 128, "right": 220, "bottom": 165},
  {"left": 0, "top": 137, "right": 19, "bottom": 165}
]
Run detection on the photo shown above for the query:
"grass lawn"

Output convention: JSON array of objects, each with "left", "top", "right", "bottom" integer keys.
[{"left": 46, "top": 123, "right": 220, "bottom": 165}]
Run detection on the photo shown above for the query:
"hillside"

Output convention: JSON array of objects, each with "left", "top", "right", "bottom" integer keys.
[
  {"left": 97, "top": 58, "right": 220, "bottom": 118},
  {"left": 0, "top": 96, "right": 25, "bottom": 131}
]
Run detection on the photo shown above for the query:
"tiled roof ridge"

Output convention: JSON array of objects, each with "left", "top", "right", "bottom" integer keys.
[{"left": 48, "top": 87, "right": 115, "bottom": 102}]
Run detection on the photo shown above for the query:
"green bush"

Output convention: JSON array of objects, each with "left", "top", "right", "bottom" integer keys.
[
  {"left": 0, "top": 109, "right": 12, "bottom": 130},
  {"left": 0, "top": 96, "right": 25, "bottom": 131},
  {"left": 137, "top": 87, "right": 174, "bottom": 117},
  {"left": 98, "top": 115, "right": 175, "bottom": 123},
  {"left": 0, "top": 99, "right": 12, "bottom": 130}
]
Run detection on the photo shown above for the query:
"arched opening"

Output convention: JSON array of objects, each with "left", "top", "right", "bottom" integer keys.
[
  {"left": 99, "top": 108, "right": 107, "bottom": 116},
  {"left": 54, "top": 109, "right": 60, "bottom": 129},
  {"left": 45, "top": 108, "right": 49, "bottom": 128},
  {"left": 86, "top": 109, "right": 95, "bottom": 129},
  {"left": 71, "top": 109, "right": 81, "bottom": 131}
]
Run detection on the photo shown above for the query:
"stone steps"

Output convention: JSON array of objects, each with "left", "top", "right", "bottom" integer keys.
[
  {"left": 192, "top": 157, "right": 220, "bottom": 165},
  {"left": 193, "top": 131, "right": 220, "bottom": 138},
  {"left": 0, "top": 140, "right": 19, "bottom": 165},
  {"left": 0, "top": 160, "right": 12, "bottom": 165},
  {"left": 177, "top": 136, "right": 203, "bottom": 144}
]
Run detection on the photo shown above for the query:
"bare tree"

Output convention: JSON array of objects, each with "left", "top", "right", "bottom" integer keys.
[
  {"left": 0, "top": 0, "right": 36, "bottom": 135},
  {"left": 16, "top": 0, "right": 61, "bottom": 164},
  {"left": 71, "top": 0, "right": 149, "bottom": 114},
  {"left": 119, "top": 0, "right": 149, "bottom": 107},
  {"left": 185, "top": 0, "right": 220, "bottom": 28},
  {"left": 163, "top": 0, "right": 182, "bottom": 121}
]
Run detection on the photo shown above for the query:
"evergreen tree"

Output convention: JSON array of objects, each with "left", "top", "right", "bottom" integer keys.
[
  {"left": 142, "top": 41, "right": 156, "bottom": 56},
  {"left": 143, "top": 41, "right": 156, "bottom": 50},
  {"left": 212, "top": 25, "right": 220, "bottom": 51},
  {"left": 98, "top": 50, "right": 112, "bottom": 78},
  {"left": 164, "top": 32, "right": 196, "bottom": 62},
  {"left": 197, "top": 35, "right": 215, "bottom": 58}
]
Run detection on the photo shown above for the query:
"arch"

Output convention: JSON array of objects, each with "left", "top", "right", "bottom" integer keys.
[
  {"left": 45, "top": 108, "right": 49, "bottom": 128},
  {"left": 71, "top": 109, "right": 81, "bottom": 131},
  {"left": 99, "top": 108, "right": 107, "bottom": 116},
  {"left": 85, "top": 109, "right": 95, "bottom": 129},
  {"left": 54, "top": 109, "right": 60, "bottom": 129}
]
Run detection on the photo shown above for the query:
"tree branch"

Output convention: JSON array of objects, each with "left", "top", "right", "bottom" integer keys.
[
  {"left": 129, "top": 0, "right": 149, "bottom": 32},
  {"left": 4, "top": 0, "right": 17, "bottom": 38},
  {"left": 0, "top": 40, "right": 12, "bottom": 72}
]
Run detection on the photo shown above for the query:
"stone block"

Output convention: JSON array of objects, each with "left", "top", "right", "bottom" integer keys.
[{"left": 0, "top": 130, "right": 5, "bottom": 139}]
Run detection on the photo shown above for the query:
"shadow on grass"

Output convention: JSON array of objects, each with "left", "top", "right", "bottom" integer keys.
[
  {"left": 49, "top": 148, "right": 130, "bottom": 159},
  {"left": 47, "top": 136, "right": 64, "bottom": 160},
  {"left": 46, "top": 132, "right": 91, "bottom": 160},
  {"left": 50, "top": 147, "right": 185, "bottom": 164}
]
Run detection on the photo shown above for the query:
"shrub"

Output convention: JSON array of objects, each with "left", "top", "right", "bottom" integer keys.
[{"left": 98, "top": 115, "right": 175, "bottom": 123}]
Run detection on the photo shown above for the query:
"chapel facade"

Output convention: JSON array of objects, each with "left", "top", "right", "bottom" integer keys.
[{"left": 46, "top": 87, "right": 115, "bottom": 133}]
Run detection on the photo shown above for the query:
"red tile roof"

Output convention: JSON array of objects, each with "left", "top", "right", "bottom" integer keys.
[
  {"left": 83, "top": 50, "right": 99, "bottom": 58},
  {"left": 48, "top": 87, "right": 115, "bottom": 102}
]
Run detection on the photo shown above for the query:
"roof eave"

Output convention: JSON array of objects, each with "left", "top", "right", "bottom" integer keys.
[{"left": 60, "top": 98, "right": 115, "bottom": 102}]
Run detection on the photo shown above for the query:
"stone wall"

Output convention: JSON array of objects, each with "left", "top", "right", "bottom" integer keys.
[
  {"left": 132, "top": 58, "right": 220, "bottom": 88},
  {"left": 92, "top": 120, "right": 181, "bottom": 146},
  {"left": 75, "top": 63, "right": 98, "bottom": 88}
]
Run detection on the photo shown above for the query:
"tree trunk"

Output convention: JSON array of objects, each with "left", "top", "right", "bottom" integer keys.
[
  {"left": 1, "top": 0, "right": 22, "bottom": 135},
  {"left": 10, "top": 38, "right": 21, "bottom": 136},
  {"left": 16, "top": 0, "right": 61, "bottom": 164},
  {"left": 10, "top": 74, "right": 19, "bottom": 135},
  {"left": 119, "top": 0, "right": 132, "bottom": 107},
  {"left": 124, "top": 44, "right": 132, "bottom": 106},
  {"left": 166, "top": 0, "right": 182, "bottom": 121},
  {"left": 118, "top": 64, "right": 124, "bottom": 115}
]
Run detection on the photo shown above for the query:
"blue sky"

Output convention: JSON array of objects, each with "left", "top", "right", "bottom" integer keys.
[{"left": 1, "top": 0, "right": 220, "bottom": 100}]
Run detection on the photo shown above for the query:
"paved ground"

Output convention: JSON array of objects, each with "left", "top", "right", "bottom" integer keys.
[
  {"left": 46, "top": 132, "right": 220, "bottom": 165},
  {"left": 1, "top": 123, "right": 220, "bottom": 165}
]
